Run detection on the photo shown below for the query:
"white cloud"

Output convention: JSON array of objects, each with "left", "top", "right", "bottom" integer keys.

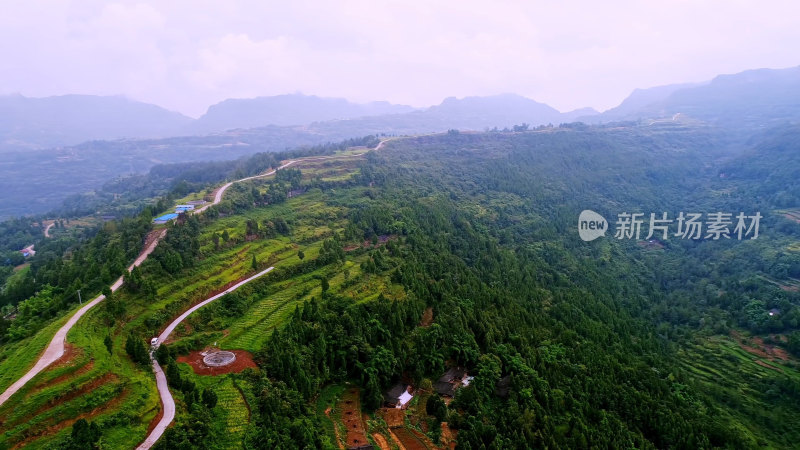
[{"left": 0, "top": 0, "right": 798, "bottom": 117}]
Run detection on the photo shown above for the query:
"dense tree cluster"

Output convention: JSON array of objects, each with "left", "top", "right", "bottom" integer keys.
[
  {"left": 0, "top": 215, "right": 151, "bottom": 343},
  {"left": 246, "top": 127, "right": 800, "bottom": 448}
]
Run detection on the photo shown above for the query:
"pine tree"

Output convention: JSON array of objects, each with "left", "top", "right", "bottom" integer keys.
[{"left": 202, "top": 388, "right": 218, "bottom": 408}]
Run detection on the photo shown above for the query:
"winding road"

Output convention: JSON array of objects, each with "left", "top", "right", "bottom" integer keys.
[
  {"left": 137, "top": 150, "right": 377, "bottom": 448},
  {"left": 44, "top": 222, "right": 54, "bottom": 238},
  {"left": 194, "top": 150, "right": 374, "bottom": 214},
  {"left": 0, "top": 142, "right": 387, "bottom": 442},
  {"left": 0, "top": 228, "right": 167, "bottom": 407},
  {"left": 136, "top": 266, "right": 274, "bottom": 450}
]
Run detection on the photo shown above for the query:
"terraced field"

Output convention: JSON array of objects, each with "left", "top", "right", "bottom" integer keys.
[
  {"left": 222, "top": 283, "right": 304, "bottom": 351},
  {"left": 315, "top": 384, "right": 346, "bottom": 446},
  {"left": 0, "top": 149, "right": 405, "bottom": 447},
  {"left": 215, "top": 377, "right": 250, "bottom": 448},
  {"left": 0, "top": 298, "right": 160, "bottom": 449},
  {"left": 676, "top": 336, "right": 800, "bottom": 447}
]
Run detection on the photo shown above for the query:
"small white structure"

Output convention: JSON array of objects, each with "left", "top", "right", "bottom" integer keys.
[
  {"left": 385, "top": 383, "right": 414, "bottom": 409},
  {"left": 203, "top": 351, "right": 236, "bottom": 367},
  {"left": 396, "top": 389, "right": 413, "bottom": 409},
  {"left": 175, "top": 204, "right": 195, "bottom": 213}
]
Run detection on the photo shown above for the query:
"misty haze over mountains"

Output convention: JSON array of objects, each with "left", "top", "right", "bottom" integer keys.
[
  {"left": 2, "top": 65, "right": 797, "bottom": 153},
  {"left": 1, "top": 65, "right": 799, "bottom": 217}
]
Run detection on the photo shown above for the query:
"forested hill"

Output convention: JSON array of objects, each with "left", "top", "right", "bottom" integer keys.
[
  {"left": 192, "top": 126, "right": 799, "bottom": 448},
  {"left": 339, "top": 126, "right": 800, "bottom": 447},
  {"left": 1, "top": 124, "right": 799, "bottom": 448},
  {"left": 586, "top": 65, "right": 800, "bottom": 129}
]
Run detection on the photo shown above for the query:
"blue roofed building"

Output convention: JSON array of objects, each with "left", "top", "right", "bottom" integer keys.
[{"left": 153, "top": 213, "right": 179, "bottom": 224}]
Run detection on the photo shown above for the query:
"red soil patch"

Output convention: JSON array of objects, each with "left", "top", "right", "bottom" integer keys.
[
  {"left": 4, "top": 372, "right": 117, "bottom": 430},
  {"left": 379, "top": 407, "right": 406, "bottom": 428},
  {"left": 50, "top": 343, "right": 80, "bottom": 368},
  {"left": 754, "top": 359, "right": 784, "bottom": 373},
  {"left": 372, "top": 432, "right": 392, "bottom": 450},
  {"left": 29, "top": 345, "right": 94, "bottom": 395},
  {"left": 387, "top": 429, "right": 408, "bottom": 450},
  {"left": 419, "top": 307, "right": 434, "bottom": 327},
  {"left": 337, "top": 388, "right": 369, "bottom": 449},
  {"left": 142, "top": 228, "right": 166, "bottom": 251},
  {"left": 409, "top": 427, "right": 440, "bottom": 449},
  {"left": 9, "top": 388, "right": 129, "bottom": 449},
  {"left": 177, "top": 349, "right": 257, "bottom": 375},
  {"left": 740, "top": 342, "right": 771, "bottom": 359},
  {"left": 441, "top": 422, "right": 458, "bottom": 450},
  {"left": 772, "top": 334, "right": 789, "bottom": 344},
  {"left": 392, "top": 427, "right": 428, "bottom": 450},
  {"left": 33, "top": 372, "right": 117, "bottom": 414},
  {"left": 637, "top": 239, "right": 665, "bottom": 249},
  {"left": 38, "top": 360, "right": 95, "bottom": 392},
  {"left": 752, "top": 336, "right": 791, "bottom": 361},
  {"left": 730, "top": 331, "right": 793, "bottom": 362}
]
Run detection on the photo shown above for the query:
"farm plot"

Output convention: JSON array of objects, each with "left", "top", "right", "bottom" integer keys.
[
  {"left": 215, "top": 377, "right": 250, "bottom": 448},
  {"left": 392, "top": 427, "right": 430, "bottom": 450},
  {"left": 315, "top": 384, "right": 345, "bottom": 446},
  {"left": 338, "top": 387, "right": 370, "bottom": 449},
  {"left": 222, "top": 278, "right": 316, "bottom": 351}
]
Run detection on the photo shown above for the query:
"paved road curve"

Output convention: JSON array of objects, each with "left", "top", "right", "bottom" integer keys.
[
  {"left": 138, "top": 151, "right": 379, "bottom": 448},
  {"left": 0, "top": 229, "right": 167, "bottom": 407},
  {"left": 0, "top": 146, "right": 380, "bottom": 426},
  {"left": 136, "top": 266, "right": 275, "bottom": 449},
  {"left": 193, "top": 160, "right": 296, "bottom": 214},
  {"left": 193, "top": 152, "right": 371, "bottom": 215}
]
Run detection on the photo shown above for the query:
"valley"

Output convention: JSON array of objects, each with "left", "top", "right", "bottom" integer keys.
[{"left": 0, "top": 122, "right": 797, "bottom": 448}]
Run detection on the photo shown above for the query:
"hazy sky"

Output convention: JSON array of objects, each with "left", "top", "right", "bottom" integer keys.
[{"left": 1, "top": 1, "right": 798, "bottom": 117}]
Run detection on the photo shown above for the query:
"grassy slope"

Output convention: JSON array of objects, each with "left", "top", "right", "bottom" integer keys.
[
  {"left": 0, "top": 151, "right": 406, "bottom": 447},
  {"left": 678, "top": 336, "right": 800, "bottom": 448}
]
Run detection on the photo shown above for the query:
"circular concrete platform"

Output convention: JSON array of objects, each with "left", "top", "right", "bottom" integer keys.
[{"left": 203, "top": 351, "right": 236, "bottom": 367}]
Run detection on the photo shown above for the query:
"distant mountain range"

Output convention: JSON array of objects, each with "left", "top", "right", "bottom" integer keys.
[
  {"left": 0, "top": 92, "right": 601, "bottom": 152},
  {"left": 4, "top": 65, "right": 798, "bottom": 153},
  {"left": 583, "top": 65, "right": 800, "bottom": 127},
  {"left": 0, "top": 94, "right": 193, "bottom": 151},
  {"left": 192, "top": 94, "right": 416, "bottom": 132}
]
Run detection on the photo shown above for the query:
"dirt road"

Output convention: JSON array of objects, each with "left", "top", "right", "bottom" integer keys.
[{"left": 44, "top": 222, "right": 54, "bottom": 238}]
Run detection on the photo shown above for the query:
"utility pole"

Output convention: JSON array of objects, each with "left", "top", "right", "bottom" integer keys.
[{"left": 77, "top": 289, "right": 82, "bottom": 305}]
